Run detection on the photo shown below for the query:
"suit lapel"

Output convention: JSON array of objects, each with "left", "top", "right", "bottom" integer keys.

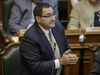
[
  {"left": 52, "top": 28, "right": 63, "bottom": 56},
  {"left": 40, "top": 34, "right": 54, "bottom": 58},
  {"left": 35, "top": 24, "right": 54, "bottom": 58}
]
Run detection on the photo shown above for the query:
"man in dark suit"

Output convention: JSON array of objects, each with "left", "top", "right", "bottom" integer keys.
[
  {"left": 89, "top": 51, "right": 100, "bottom": 75},
  {"left": 7, "top": 0, "right": 58, "bottom": 36},
  {"left": 19, "top": 3, "right": 78, "bottom": 75}
]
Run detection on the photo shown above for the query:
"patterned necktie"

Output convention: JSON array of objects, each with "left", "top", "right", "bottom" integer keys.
[
  {"left": 48, "top": 30, "right": 62, "bottom": 75},
  {"left": 49, "top": 30, "right": 55, "bottom": 50}
]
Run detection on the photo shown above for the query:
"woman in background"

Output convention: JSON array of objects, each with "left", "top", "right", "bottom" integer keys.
[{"left": 67, "top": 0, "right": 100, "bottom": 30}]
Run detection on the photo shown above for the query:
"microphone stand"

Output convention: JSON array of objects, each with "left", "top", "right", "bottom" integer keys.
[{"left": 79, "top": 34, "right": 86, "bottom": 75}]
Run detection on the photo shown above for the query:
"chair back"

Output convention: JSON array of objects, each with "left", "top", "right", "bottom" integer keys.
[
  {"left": 0, "top": 42, "right": 21, "bottom": 75},
  {"left": 89, "top": 44, "right": 100, "bottom": 69},
  {"left": 93, "top": 48, "right": 100, "bottom": 62},
  {"left": 2, "top": 0, "right": 14, "bottom": 32}
]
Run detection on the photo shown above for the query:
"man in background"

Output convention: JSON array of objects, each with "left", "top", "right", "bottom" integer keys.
[{"left": 7, "top": 0, "right": 58, "bottom": 36}]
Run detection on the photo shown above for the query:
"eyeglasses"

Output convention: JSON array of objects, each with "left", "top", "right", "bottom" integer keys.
[{"left": 39, "top": 12, "right": 56, "bottom": 18}]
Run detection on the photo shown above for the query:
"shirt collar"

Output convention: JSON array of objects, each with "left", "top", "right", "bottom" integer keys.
[
  {"left": 38, "top": 25, "right": 51, "bottom": 35},
  {"left": 32, "top": 2, "right": 36, "bottom": 6}
]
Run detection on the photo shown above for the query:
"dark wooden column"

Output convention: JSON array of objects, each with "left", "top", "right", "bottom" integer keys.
[
  {"left": 67, "top": 0, "right": 71, "bottom": 21},
  {"left": 0, "top": 0, "right": 2, "bottom": 21}
]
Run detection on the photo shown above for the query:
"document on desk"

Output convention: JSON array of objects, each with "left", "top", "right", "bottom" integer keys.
[
  {"left": 12, "top": 36, "right": 19, "bottom": 42},
  {"left": 86, "top": 27, "right": 100, "bottom": 32}
]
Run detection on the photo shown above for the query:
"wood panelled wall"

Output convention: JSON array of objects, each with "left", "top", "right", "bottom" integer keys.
[{"left": 0, "top": 1, "right": 2, "bottom": 21}]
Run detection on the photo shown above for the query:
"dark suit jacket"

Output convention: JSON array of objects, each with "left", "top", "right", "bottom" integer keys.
[
  {"left": 19, "top": 20, "right": 71, "bottom": 75},
  {"left": 89, "top": 51, "right": 100, "bottom": 75},
  {"left": 7, "top": 0, "right": 58, "bottom": 36}
]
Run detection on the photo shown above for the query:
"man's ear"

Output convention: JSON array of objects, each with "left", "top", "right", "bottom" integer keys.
[{"left": 36, "top": 16, "right": 41, "bottom": 23}]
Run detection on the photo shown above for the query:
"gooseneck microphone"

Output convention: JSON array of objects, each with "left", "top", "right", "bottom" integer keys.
[
  {"left": 90, "top": 22, "right": 100, "bottom": 27},
  {"left": 90, "top": 22, "right": 94, "bottom": 27},
  {"left": 51, "top": 43, "right": 56, "bottom": 75}
]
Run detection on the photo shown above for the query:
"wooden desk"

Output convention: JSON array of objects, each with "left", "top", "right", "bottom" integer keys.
[
  {"left": 81, "top": 30, "right": 100, "bottom": 44},
  {"left": 65, "top": 30, "right": 82, "bottom": 44},
  {"left": 81, "top": 30, "right": 100, "bottom": 75},
  {"left": 65, "top": 30, "right": 100, "bottom": 75}
]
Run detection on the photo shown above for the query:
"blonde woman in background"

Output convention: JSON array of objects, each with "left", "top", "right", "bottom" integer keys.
[{"left": 67, "top": 0, "right": 100, "bottom": 30}]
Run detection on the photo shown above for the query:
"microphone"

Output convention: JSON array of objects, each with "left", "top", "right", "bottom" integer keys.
[
  {"left": 51, "top": 43, "right": 56, "bottom": 75},
  {"left": 79, "top": 34, "right": 86, "bottom": 47},
  {"left": 90, "top": 22, "right": 94, "bottom": 27},
  {"left": 90, "top": 22, "right": 100, "bottom": 27}
]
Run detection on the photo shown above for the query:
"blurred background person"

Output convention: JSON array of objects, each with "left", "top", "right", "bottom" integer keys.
[
  {"left": 7, "top": 0, "right": 59, "bottom": 36},
  {"left": 67, "top": 0, "right": 100, "bottom": 30}
]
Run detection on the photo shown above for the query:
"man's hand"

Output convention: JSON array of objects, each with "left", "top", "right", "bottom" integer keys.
[{"left": 59, "top": 50, "right": 78, "bottom": 65}]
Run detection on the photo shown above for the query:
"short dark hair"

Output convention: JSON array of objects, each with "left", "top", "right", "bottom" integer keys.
[{"left": 33, "top": 3, "right": 52, "bottom": 18}]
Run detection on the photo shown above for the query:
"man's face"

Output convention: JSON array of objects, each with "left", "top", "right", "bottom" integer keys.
[
  {"left": 36, "top": 7, "right": 56, "bottom": 30},
  {"left": 31, "top": 0, "right": 42, "bottom": 3}
]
